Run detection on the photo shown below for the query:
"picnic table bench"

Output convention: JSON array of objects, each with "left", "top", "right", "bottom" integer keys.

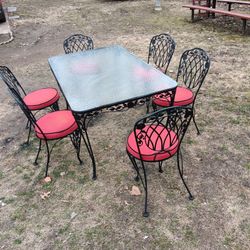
[
  {"left": 217, "top": 0, "right": 250, "bottom": 11},
  {"left": 183, "top": 4, "right": 250, "bottom": 33}
]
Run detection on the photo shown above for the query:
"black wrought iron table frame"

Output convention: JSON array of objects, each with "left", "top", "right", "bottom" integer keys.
[{"left": 48, "top": 45, "right": 177, "bottom": 179}]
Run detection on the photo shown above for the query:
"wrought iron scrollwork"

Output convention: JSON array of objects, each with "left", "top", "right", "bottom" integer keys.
[
  {"left": 148, "top": 33, "right": 176, "bottom": 74},
  {"left": 177, "top": 48, "right": 210, "bottom": 91},
  {"left": 70, "top": 129, "right": 83, "bottom": 164},
  {"left": 104, "top": 98, "right": 148, "bottom": 112},
  {"left": 70, "top": 129, "right": 81, "bottom": 150},
  {"left": 0, "top": 66, "right": 26, "bottom": 97},
  {"left": 63, "top": 34, "right": 94, "bottom": 54}
]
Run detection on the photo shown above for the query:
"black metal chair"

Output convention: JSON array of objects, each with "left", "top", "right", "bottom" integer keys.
[
  {"left": 8, "top": 87, "right": 84, "bottom": 178},
  {"left": 147, "top": 33, "right": 176, "bottom": 74},
  {"left": 63, "top": 34, "right": 94, "bottom": 54},
  {"left": 126, "top": 106, "right": 193, "bottom": 217},
  {"left": 152, "top": 48, "right": 210, "bottom": 134},
  {"left": 0, "top": 66, "right": 60, "bottom": 144}
]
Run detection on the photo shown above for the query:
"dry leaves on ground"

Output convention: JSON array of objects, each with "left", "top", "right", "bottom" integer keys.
[{"left": 130, "top": 185, "right": 141, "bottom": 196}]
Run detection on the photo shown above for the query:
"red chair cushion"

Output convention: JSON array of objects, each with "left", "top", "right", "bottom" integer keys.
[
  {"left": 35, "top": 110, "right": 78, "bottom": 140},
  {"left": 23, "top": 88, "right": 60, "bottom": 110},
  {"left": 153, "top": 86, "right": 194, "bottom": 107},
  {"left": 126, "top": 125, "right": 179, "bottom": 161}
]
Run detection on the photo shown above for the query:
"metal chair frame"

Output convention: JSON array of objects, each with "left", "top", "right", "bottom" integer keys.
[
  {"left": 147, "top": 33, "right": 176, "bottom": 74},
  {"left": 146, "top": 33, "right": 176, "bottom": 113},
  {"left": 153, "top": 48, "right": 210, "bottom": 134},
  {"left": 0, "top": 66, "right": 59, "bottom": 144},
  {"left": 63, "top": 34, "right": 94, "bottom": 54},
  {"left": 9, "top": 87, "right": 84, "bottom": 178},
  {"left": 126, "top": 106, "right": 193, "bottom": 217}
]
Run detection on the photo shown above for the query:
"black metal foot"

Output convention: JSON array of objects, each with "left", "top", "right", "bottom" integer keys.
[
  {"left": 134, "top": 176, "right": 139, "bottom": 182},
  {"left": 92, "top": 175, "right": 97, "bottom": 180},
  {"left": 189, "top": 195, "right": 194, "bottom": 200},
  {"left": 79, "top": 160, "right": 83, "bottom": 165},
  {"left": 21, "top": 142, "right": 29, "bottom": 148},
  {"left": 143, "top": 211, "right": 149, "bottom": 217},
  {"left": 33, "top": 161, "right": 38, "bottom": 166},
  {"left": 159, "top": 169, "right": 163, "bottom": 173}
]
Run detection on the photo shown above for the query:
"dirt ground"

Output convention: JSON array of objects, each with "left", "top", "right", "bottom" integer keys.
[{"left": 0, "top": 0, "right": 249, "bottom": 249}]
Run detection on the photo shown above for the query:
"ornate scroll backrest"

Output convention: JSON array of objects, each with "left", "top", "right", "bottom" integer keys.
[
  {"left": 147, "top": 33, "right": 176, "bottom": 74},
  {"left": 134, "top": 107, "right": 193, "bottom": 159},
  {"left": 63, "top": 34, "right": 94, "bottom": 54},
  {"left": 8, "top": 87, "right": 45, "bottom": 137},
  {"left": 176, "top": 48, "right": 210, "bottom": 100},
  {"left": 0, "top": 66, "right": 26, "bottom": 97}
]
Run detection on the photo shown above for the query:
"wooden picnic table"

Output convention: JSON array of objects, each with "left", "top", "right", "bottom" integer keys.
[
  {"left": 217, "top": 0, "right": 250, "bottom": 11},
  {"left": 183, "top": 0, "right": 250, "bottom": 33}
]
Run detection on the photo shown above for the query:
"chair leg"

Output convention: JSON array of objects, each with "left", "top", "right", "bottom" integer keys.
[
  {"left": 127, "top": 153, "right": 149, "bottom": 217},
  {"left": 146, "top": 97, "right": 150, "bottom": 114},
  {"left": 141, "top": 161, "right": 149, "bottom": 217},
  {"left": 152, "top": 102, "right": 157, "bottom": 112},
  {"left": 25, "top": 119, "right": 30, "bottom": 129},
  {"left": 51, "top": 101, "right": 59, "bottom": 111},
  {"left": 192, "top": 114, "right": 200, "bottom": 135},
  {"left": 44, "top": 140, "right": 50, "bottom": 177},
  {"left": 158, "top": 161, "right": 163, "bottom": 173},
  {"left": 26, "top": 122, "right": 32, "bottom": 145},
  {"left": 177, "top": 149, "right": 193, "bottom": 200},
  {"left": 127, "top": 153, "right": 140, "bottom": 181},
  {"left": 34, "top": 139, "right": 42, "bottom": 165}
]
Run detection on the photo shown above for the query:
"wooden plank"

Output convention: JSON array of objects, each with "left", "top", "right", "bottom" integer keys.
[
  {"left": 183, "top": 5, "right": 250, "bottom": 19},
  {"left": 217, "top": 0, "right": 250, "bottom": 5}
]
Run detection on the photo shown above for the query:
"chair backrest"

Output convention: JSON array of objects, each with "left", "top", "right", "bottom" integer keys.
[
  {"left": 7, "top": 86, "right": 45, "bottom": 137},
  {"left": 0, "top": 66, "right": 26, "bottom": 97},
  {"left": 63, "top": 34, "right": 94, "bottom": 54},
  {"left": 147, "top": 33, "right": 176, "bottom": 74},
  {"left": 133, "top": 106, "right": 193, "bottom": 159},
  {"left": 176, "top": 48, "right": 210, "bottom": 102}
]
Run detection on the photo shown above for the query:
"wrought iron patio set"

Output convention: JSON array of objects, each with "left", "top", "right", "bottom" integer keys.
[{"left": 0, "top": 33, "right": 210, "bottom": 217}]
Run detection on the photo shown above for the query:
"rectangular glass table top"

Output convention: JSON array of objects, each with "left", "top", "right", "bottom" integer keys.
[{"left": 48, "top": 45, "right": 177, "bottom": 113}]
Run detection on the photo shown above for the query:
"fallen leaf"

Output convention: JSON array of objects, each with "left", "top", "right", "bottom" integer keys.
[
  {"left": 130, "top": 186, "right": 141, "bottom": 196},
  {"left": 40, "top": 191, "right": 51, "bottom": 200},
  {"left": 60, "top": 172, "right": 66, "bottom": 176},
  {"left": 44, "top": 176, "right": 52, "bottom": 183}
]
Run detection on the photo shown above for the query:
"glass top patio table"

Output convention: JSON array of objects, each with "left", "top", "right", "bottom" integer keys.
[{"left": 48, "top": 45, "right": 177, "bottom": 113}]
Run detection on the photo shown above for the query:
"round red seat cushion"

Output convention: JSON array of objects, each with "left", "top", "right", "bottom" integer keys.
[
  {"left": 23, "top": 88, "right": 60, "bottom": 110},
  {"left": 35, "top": 110, "right": 78, "bottom": 140},
  {"left": 126, "top": 125, "right": 179, "bottom": 161},
  {"left": 153, "top": 86, "right": 194, "bottom": 107}
]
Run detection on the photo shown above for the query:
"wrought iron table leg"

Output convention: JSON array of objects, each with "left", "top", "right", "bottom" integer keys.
[
  {"left": 70, "top": 129, "right": 83, "bottom": 165},
  {"left": 80, "top": 129, "right": 97, "bottom": 180},
  {"left": 74, "top": 113, "right": 97, "bottom": 180}
]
